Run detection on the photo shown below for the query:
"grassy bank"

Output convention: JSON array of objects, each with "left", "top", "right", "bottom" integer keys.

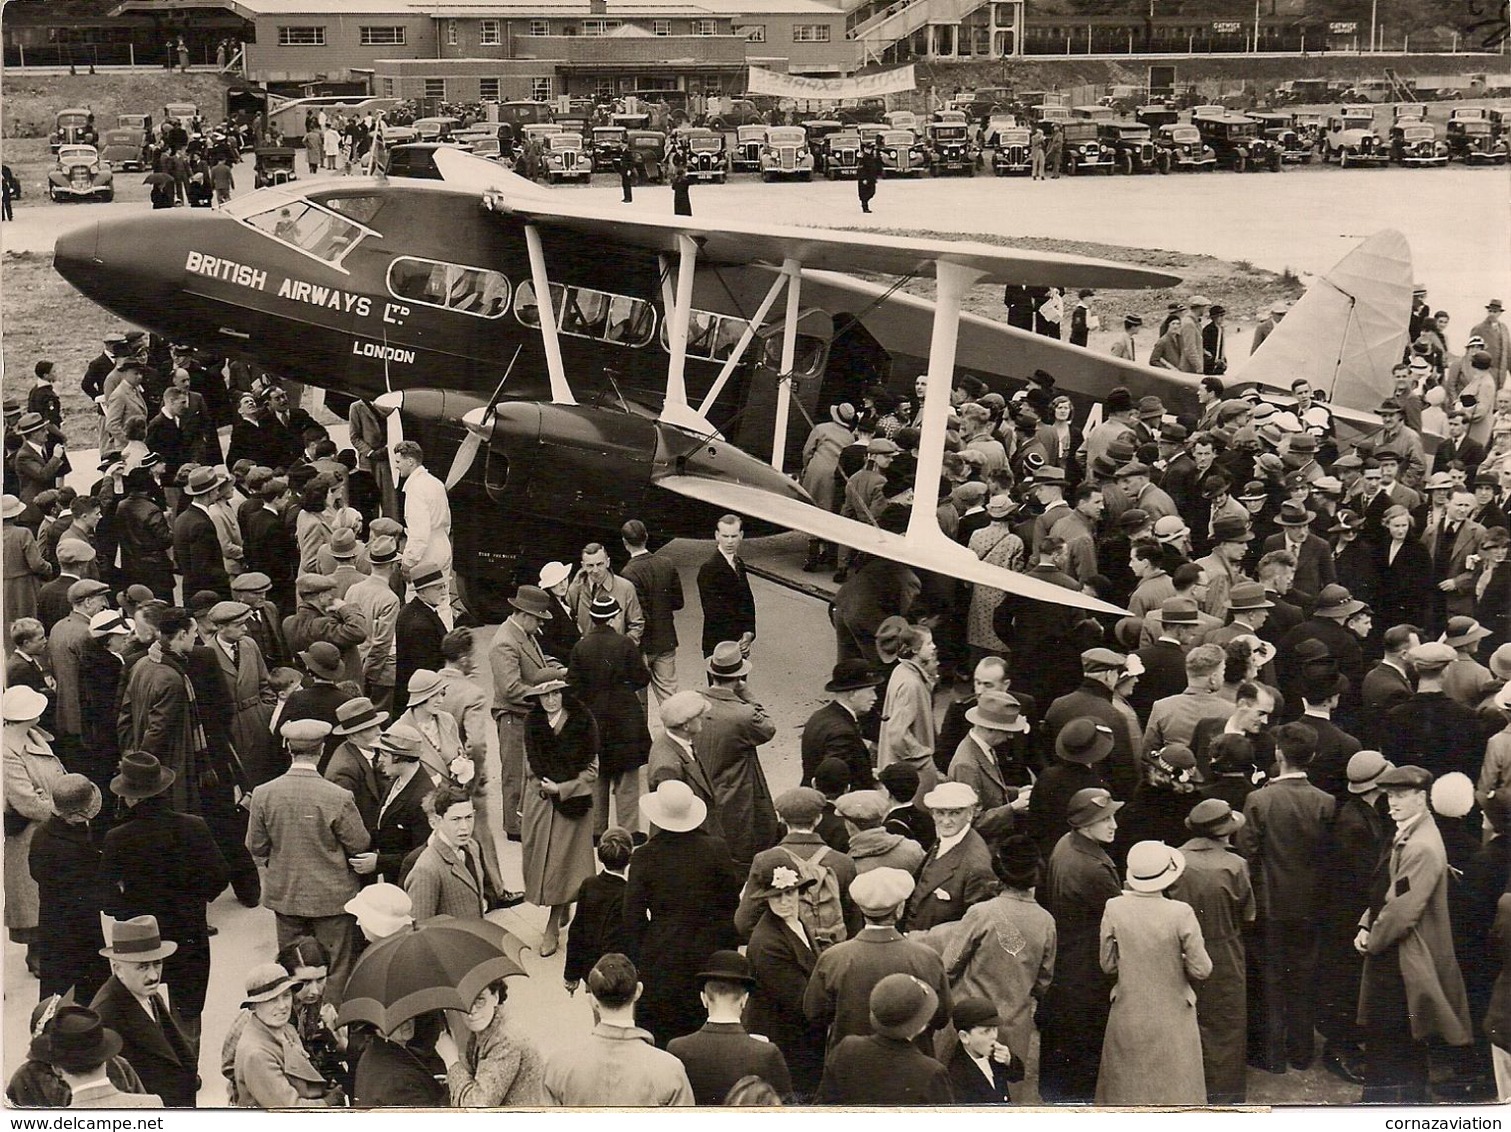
[{"left": 2, "top": 71, "right": 236, "bottom": 139}]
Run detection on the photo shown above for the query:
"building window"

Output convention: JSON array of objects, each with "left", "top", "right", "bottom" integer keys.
[
  {"left": 425, "top": 78, "right": 446, "bottom": 99},
  {"left": 277, "top": 26, "right": 326, "bottom": 46},
  {"left": 581, "top": 19, "right": 622, "bottom": 35},
  {"left": 793, "top": 24, "right": 831, "bottom": 42},
  {"left": 360, "top": 26, "right": 406, "bottom": 46},
  {"left": 652, "top": 19, "right": 671, "bottom": 35},
  {"left": 737, "top": 24, "right": 766, "bottom": 42},
  {"left": 527, "top": 19, "right": 548, "bottom": 36},
  {"left": 382, "top": 78, "right": 395, "bottom": 96},
  {"left": 530, "top": 77, "right": 553, "bottom": 101},
  {"left": 480, "top": 19, "right": 501, "bottom": 44},
  {"left": 596, "top": 79, "right": 615, "bottom": 99},
  {"left": 691, "top": 19, "right": 718, "bottom": 35},
  {"left": 446, "top": 19, "right": 457, "bottom": 45},
  {"left": 480, "top": 78, "right": 500, "bottom": 99}
]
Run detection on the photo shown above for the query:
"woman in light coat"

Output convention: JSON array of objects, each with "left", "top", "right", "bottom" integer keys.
[
  {"left": 293, "top": 474, "right": 341, "bottom": 576},
  {"left": 965, "top": 495, "right": 1025, "bottom": 665},
  {"left": 233, "top": 964, "right": 340, "bottom": 1108},
  {"left": 2, "top": 497, "right": 51, "bottom": 622},
  {"left": 1095, "top": 841, "right": 1212, "bottom": 1106},
  {"left": 435, "top": 978, "right": 545, "bottom": 1107},
  {"left": 877, "top": 625, "right": 940, "bottom": 802},
  {"left": 3, "top": 686, "right": 67, "bottom": 969},
  {"left": 520, "top": 681, "right": 598, "bottom": 957}
]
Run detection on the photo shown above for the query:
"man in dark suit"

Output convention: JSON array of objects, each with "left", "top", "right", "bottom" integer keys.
[
  {"left": 801, "top": 660, "right": 882, "bottom": 788},
  {"left": 620, "top": 519, "right": 683, "bottom": 717},
  {"left": 90, "top": 915, "right": 200, "bottom": 1107},
  {"left": 696, "top": 514, "right": 756, "bottom": 657},
  {"left": 934, "top": 654, "right": 1041, "bottom": 777},
  {"left": 1298, "top": 671, "right": 1362, "bottom": 799},
  {"left": 1046, "top": 648, "right": 1141, "bottom": 800},
  {"left": 904, "top": 782, "right": 998, "bottom": 932},
  {"left": 325, "top": 696, "right": 388, "bottom": 838},
  {"left": 1256, "top": 549, "right": 1305, "bottom": 644},
  {"left": 1130, "top": 600, "right": 1206, "bottom": 725},
  {"left": 393, "top": 567, "right": 448, "bottom": 716},
  {"left": 144, "top": 387, "right": 193, "bottom": 491},
  {"left": 1262, "top": 501, "right": 1336, "bottom": 601},
  {"left": 241, "top": 480, "right": 297, "bottom": 616},
  {"left": 944, "top": 998, "right": 1018, "bottom": 1103},
  {"left": 231, "top": 571, "right": 289, "bottom": 667},
  {"left": 1360, "top": 625, "right": 1418, "bottom": 746},
  {"left": 172, "top": 467, "right": 231, "bottom": 598},
  {"left": 994, "top": 536, "right": 1088, "bottom": 705},
  {"left": 569, "top": 594, "right": 652, "bottom": 837},
  {"left": 1434, "top": 411, "right": 1486, "bottom": 478},
  {"left": 36, "top": 539, "right": 94, "bottom": 634},
  {"left": 1277, "top": 585, "right": 1367, "bottom": 707},
  {"left": 1383, "top": 642, "right": 1487, "bottom": 781},
  {"left": 667, "top": 951, "right": 793, "bottom": 1105},
  {"left": 371, "top": 725, "right": 435, "bottom": 885},
  {"left": 1421, "top": 491, "right": 1487, "bottom": 630}
]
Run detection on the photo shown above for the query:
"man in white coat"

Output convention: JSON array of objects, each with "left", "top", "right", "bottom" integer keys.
[{"left": 392, "top": 440, "right": 454, "bottom": 628}]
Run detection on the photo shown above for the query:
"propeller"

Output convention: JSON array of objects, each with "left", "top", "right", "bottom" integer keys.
[
  {"left": 374, "top": 389, "right": 405, "bottom": 489},
  {"left": 445, "top": 345, "right": 522, "bottom": 489}
]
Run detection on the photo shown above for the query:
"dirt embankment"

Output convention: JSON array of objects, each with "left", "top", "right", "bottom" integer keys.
[{"left": 3, "top": 71, "right": 237, "bottom": 138}]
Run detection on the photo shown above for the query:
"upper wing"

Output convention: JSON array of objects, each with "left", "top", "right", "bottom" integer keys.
[
  {"left": 655, "top": 474, "right": 1127, "bottom": 616},
  {"left": 432, "top": 147, "right": 1181, "bottom": 290}
]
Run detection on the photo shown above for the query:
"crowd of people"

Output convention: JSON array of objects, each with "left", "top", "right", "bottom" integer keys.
[{"left": 2, "top": 284, "right": 1511, "bottom": 1108}]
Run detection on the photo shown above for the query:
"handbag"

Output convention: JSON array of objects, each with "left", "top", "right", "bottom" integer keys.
[{"left": 550, "top": 791, "right": 592, "bottom": 820}]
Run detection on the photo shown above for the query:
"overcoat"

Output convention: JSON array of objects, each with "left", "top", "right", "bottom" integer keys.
[
  {"left": 118, "top": 651, "right": 208, "bottom": 816},
  {"left": 1095, "top": 890, "right": 1212, "bottom": 1105},
  {"left": 942, "top": 889, "right": 1057, "bottom": 1062},
  {"left": 115, "top": 492, "right": 176, "bottom": 597},
  {"left": 209, "top": 635, "right": 275, "bottom": 792},
  {"left": 373, "top": 767, "right": 434, "bottom": 884},
  {"left": 393, "top": 598, "right": 446, "bottom": 715},
  {"left": 877, "top": 658, "right": 937, "bottom": 800},
  {"left": 802, "top": 924, "right": 951, "bottom": 1051},
  {"left": 694, "top": 685, "right": 778, "bottom": 865},
  {"left": 2, "top": 523, "right": 49, "bottom": 621},
  {"left": 90, "top": 975, "right": 198, "bottom": 1108},
  {"left": 233, "top": 1014, "right": 330, "bottom": 1108},
  {"left": 666, "top": 1021, "right": 792, "bottom": 1106},
  {"left": 29, "top": 814, "right": 111, "bottom": 1000},
  {"left": 645, "top": 733, "right": 723, "bottom": 839},
  {"left": 3, "top": 726, "right": 66, "bottom": 932},
  {"left": 799, "top": 420, "right": 853, "bottom": 511},
  {"left": 696, "top": 550, "right": 756, "bottom": 656},
  {"left": 745, "top": 909, "right": 826, "bottom": 1095},
  {"left": 521, "top": 697, "right": 599, "bottom": 907},
  {"left": 568, "top": 624, "right": 651, "bottom": 776}
]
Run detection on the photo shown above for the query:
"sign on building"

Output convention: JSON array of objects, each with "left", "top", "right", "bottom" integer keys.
[
  {"left": 1212, "top": 21, "right": 1242, "bottom": 33},
  {"left": 1329, "top": 21, "right": 1359, "bottom": 33},
  {"left": 747, "top": 64, "right": 916, "bottom": 99}
]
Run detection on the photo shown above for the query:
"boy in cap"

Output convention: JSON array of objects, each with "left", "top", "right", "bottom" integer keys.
[
  {"left": 666, "top": 950, "right": 792, "bottom": 1105},
  {"left": 943, "top": 997, "right": 1017, "bottom": 1103},
  {"left": 816, "top": 973, "right": 954, "bottom": 1105}
]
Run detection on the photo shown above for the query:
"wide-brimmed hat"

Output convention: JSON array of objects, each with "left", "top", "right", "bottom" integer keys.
[
  {"left": 333, "top": 696, "right": 388, "bottom": 736},
  {"left": 537, "top": 561, "right": 572, "bottom": 590},
  {"left": 825, "top": 659, "right": 883, "bottom": 693},
  {"left": 1056, "top": 719, "right": 1115, "bottom": 765},
  {"left": 640, "top": 779, "right": 707, "bottom": 833},
  {"left": 746, "top": 847, "right": 818, "bottom": 903},
  {"left": 508, "top": 584, "right": 553, "bottom": 618},
  {"left": 1186, "top": 797, "right": 1244, "bottom": 837},
  {"left": 1, "top": 685, "right": 49, "bottom": 724},
  {"left": 1066, "top": 786, "right": 1123, "bottom": 827},
  {"left": 1232, "top": 633, "right": 1278, "bottom": 670},
  {"left": 695, "top": 949, "right": 757, "bottom": 989},
  {"left": 1126, "top": 842, "right": 1186, "bottom": 892},
  {"left": 966, "top": 690, "right": 1028, "bottom": 733},
  {"left": 51, "top": 773, "right": 102, "bottom": 820},
  {"left": 874, "top": 616, "right": 910, "bottom": 663},
  {"left": 298, "top": 641, "right": 344, "bottom": 681},
  {"left": 411, "top": 565, "right": 445, "bottom": 591},
  {"left": 242, "top": 963, "right": 300, "bottom": 1007},
  {"left": 1488, "top": 299, "right": 1505, "bottom": 313},
  {"left": 1157, "top": 596, "right": 1200, "bottom": 626},
  {"left": 374, "top": 724, "right": 425, "bottom": 761},
  {"left": 110, "top": 751, "right": 176, "bottom": 800},
  {"left": 706, "top": 641, "right": 751, "bottom": 679},
  {"left": 1275, "top": 501, "right": 1315, "bottom": 527},
  {"left": 1154, "top": 515, "right": 1191, "bottom": 544},
  {"left": 870, "top": 974, "right": 938, "bottom": 1041},
  {"left": 28, "top": 1007, "right": 122, "bottom": 1074},
  {"left": 405, "top": 668, "right": 446, "bottom": 706},
  {"left": 524, "top": 678, "right": 570, "bottom": 697},
  {"left": 99, "top": 914, "right": 177, "bottom": 961},
  {"left": 1443, "top": 617, "right": 1492, "bottom": 650},
  {"left": 183, "top": 465, "right": 228, "bottom": 496},
  {"left": 344, "top": 883, "right": 414, "bottom": 938},
  {"left": 367, "top": 536, "right": 399, "bottom": 565},
  {"left": 15, "top": 411, "right": 49, "bottom": 436}
]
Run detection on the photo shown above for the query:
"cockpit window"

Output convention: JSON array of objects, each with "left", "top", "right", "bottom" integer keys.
[
  {"left": 388, "top": 256, "right": 511, "bottom": 318},
  {"left": 240, "top": 198, "right": 375, "bottom": 270},
  {"left": 320, "top": 194, "right": 384, "bottom": 225}
]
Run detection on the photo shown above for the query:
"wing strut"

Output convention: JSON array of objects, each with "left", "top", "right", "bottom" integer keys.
[
  {"left": 522, "top": 223, "right": 577, "bottom": 406},
  {"left": 697, "top": 269, "right": 789, "bottom": 417},
  {"left": 656, "top": 235, "right": 721, "bottom": 435},
  {"left": 770, "top": 257, "right": 803, "bottom": 472}
]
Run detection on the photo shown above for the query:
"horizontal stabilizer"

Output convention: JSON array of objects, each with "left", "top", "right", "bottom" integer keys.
[{"left": 655, "top": 474, "right": 1127, "bottom": 616}]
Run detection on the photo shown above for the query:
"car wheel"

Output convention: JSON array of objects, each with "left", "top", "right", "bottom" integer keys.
[
  {"left": 1119, "top": 153, "right": 1133, "bottom": 175},
  {"left": 1234, "top": 154, "right": 1246, "bottom": 173},
  {"left": 802, "top": 172, "right": 812, "bottom": 182},
  {"left": 762, "top": 172, "right": 771, "bottom": 183},
  {"left": 826, "top": 168, "right": 836, "bottom": 181},
  {"left": 1271, "top": 152, "right": 1282, "bottom": 172},
  {"left": 1157, "top": 152, "right": 1171, "bottom": 174}
]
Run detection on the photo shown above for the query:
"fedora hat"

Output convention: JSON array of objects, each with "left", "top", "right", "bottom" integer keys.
[
  {"left": 1275, "top": 500, "right": 1315, "bottom": 527},
  {"left": 640, "top": 779, "right": 707, "bottom": 833},
  {"left": 2, "top": 685, "right": 50, "bottom": 723},
  {"left": 367, "top": 536, "right": 399, "bottom": 565},
  {"left": 825, "top": 659, "right": 884, "bottom": 693},
  {"left": 1126, "top": 842, "right": 1186, "bottom": 892},
  {"left": 1211, "top": 515, "right": 1254, "bottom": 543},
  {"left": 28, "top": 1007, "right": 122, "bottom": 1074},
  {"left": 411, "top": 565, "right": 445, "bottom": 591},
  {"left": 242, "top": 963, "right": 301, "bottom": 1007},
  {"left": 706, "top": 641, "right": 751, "bottom": 679},
  {"left": 110, "top": 751, "right": 176, "bottom": 800},
  {"left": 328, "top": 529, "right": 359, "bottom": 558},
  {"left": 508, "top": 584, "right": 553, "bottom": 619},
  {"left": 99, "top": 914, "right": 178, "bottom": 961},
  {"left": 1443, "top": 617, "right": 1492, "bottom": 650},
  {"left": 375, "top": 724, "right": 425, "bottom": 761},
  {"left": 966, "top": 690, "right": 1028, "bottom": 733},
  {"left": 1186, "top": 797, "right": 1244, "bottom": 837},
  {"left": 405, "top": 668, "right": 445, "bottom": 706},
  {"left": 1056, "top": 719, "right": 1115, "bottom": 766},
  {"left": 695, "top": 949, "right": 758, "bottom": 989},
  {"left": 51, "top": 773, "right": 101, "bottom": 820},
  {"left": 869, "top": 974, "right": 938, "bottom": 1041},
  {"left": 333, "top": 696, "right": 388, "bottom": 736},
  {"left": 15, "top": 412, "right": 48, "bottom": 435},
  {"left": 1227, "top": 582, "right": 1274, "bottom": 612},
  {"left": 0, "top": 494, "right": 24, "bottom": 520},
  {"left": 298, "top": 641, "right": 344, "bottom": 681},
  {"left": 183, "top": 465, "right": 228, "bottom": 496}
]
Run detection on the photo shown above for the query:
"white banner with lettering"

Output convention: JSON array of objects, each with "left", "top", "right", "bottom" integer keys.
[{"left": 746, "top": 64, "right": 916, "bottom": 100}]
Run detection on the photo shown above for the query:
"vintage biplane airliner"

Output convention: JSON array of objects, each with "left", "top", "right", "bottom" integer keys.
[{"left": 51, "top": 149, "right": 1408, "bottom": 617}]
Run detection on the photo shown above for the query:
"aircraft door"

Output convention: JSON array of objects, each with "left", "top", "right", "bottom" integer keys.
[{"left": 732, "top": 309, "right": 834, "bottom": 472}]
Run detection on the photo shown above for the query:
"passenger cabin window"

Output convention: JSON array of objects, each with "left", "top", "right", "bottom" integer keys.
[
  {"left": 659, "top": 308, "right": 757, "bottom": 362},
  {"left": 388, "top": 257, "right": 511, "bottom": 318},
  {"left": 241, "top": 199, "right": 375, "bottom": 270},
  {"left": 513, "top": 280, "right": 656, "bottom": 347}
]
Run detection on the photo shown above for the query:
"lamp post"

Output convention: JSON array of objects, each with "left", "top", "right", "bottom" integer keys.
[{"left": 1369, "top": 0, "right": 1377, "bottom": 51}]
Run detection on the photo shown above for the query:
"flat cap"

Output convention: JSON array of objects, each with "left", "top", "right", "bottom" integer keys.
[
  {"left": 1081, "top": 647, "right": 1127, "bottom": 673},
  {"left": 67, "top": 579, "right": 112, "bottom": 603},
  {"left": 230, "top": 572, "right": 273, "bottom": 592},
  {"left": 922, "top": 781, "right": 978, "bottom": 810},
  {"left": 1408, "top": 642, "right": 1456, "bottom": 670},
  {"left": 280, "top": 718, "right": 334, "bottom": 743},
  {"left": 774, "top": 786, "right": 826, "bottom": 826},
  {"left": 296, "top": 573, "right": 337, "bottom": 595},
  {"left": 833, "top": 790, "right": 891, "bottom": 825},
  {"left": 207, "top": 600, "right": 252, "bottom": 626},
  {"left": 56, "top": 538, "right": 97, "bottom": 564},
  {"left": 848, "top": 867, "right": 916, "bottom": 915},
  {"left": 1377, "top": 765, "right": 1432, "bottom": 791}
]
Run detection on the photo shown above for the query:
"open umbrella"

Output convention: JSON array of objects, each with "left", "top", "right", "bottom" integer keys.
[{"left": 335, "top": 916, "right": 529, "bottom": 1033}]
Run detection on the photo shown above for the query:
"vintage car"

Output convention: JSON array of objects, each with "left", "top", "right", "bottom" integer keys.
[
  {"left": 1058, "top": 120, "right": 1115, "bottom": 175},
  {"left": 1388, "top": 122, "right": 1448, "bottom": 167},
  {"left": 1135, "top": 105, "right": 1180, "bottom": 130},
  {"left": 1445, "top": 118, "right": 1509, "bottom": 164},
  {"left": 1153, "top": 123, "right": 1217, "bottom": 171},
  {"left": 556, "top": 115, "right": 593, "bottom": 142},
  {"left": 857, "top": 123, "right": 888, "bottom": 146},
  {"left": 542, "top": 132, "right": 592, "bottom": 181},
  {"left": 1031, "top": 104, "right": 1072, "bottom": 125},
  {"left": 836, "top": 97, "right": 887, "bottom": 125},
  {"left": 1247, "top": 111, "right": 1313, "bottom": 163},
  {"left": 590, "top": 125, "right": 628, "bottom": 172},
  {"left": 412, "top": 116, "right": 462, "bottom": 142},
  {"left": 1449, "top": 106, "right": 1505, "bottom": 138},
  {"left": 991, "top": 126, "right": 1033, "bottom": 175},
  {"left": 163, "top": 102, "right": 199, "bottom": 132},
  {"left": 877, "top": 129, "right": 927, "bottom": 176},
  {"left": 627, "top": 129, "right": 668, "bottom": 182},
  {"left": 464, "top": 135, "right": 506, "bottom": 162},
  {"left": 99, "top": 127, "right": 148, "bottom": 172},
  {"left": 51, "top": 108, "right": 97, "bottom": 154},
  {"left": 706, "top": 98, "right": 762, "bottom": 129},
  {"left": 1293, "top": 110, "right": 1328, "bottom": 147},
  {"left": 47, "top": 145, "right": 113, "bottom": 202},
  {"left": 801, "top": 119, "right": 845, "bottom": 158},
  {"left": 759, "top": 126, "right": 814, "bottom": 181},
  {"left": 1392, "top": 103, "right": 1427, "bottom": 122},
  {"left": 252, "top": 146, "right": 300, "bottom": 187},
  {"left": 882, "top": 110, "right": 918, "bottom": 134},
  {"left": 1193, "top": 112, "right": 1282, "bottom": 171},
  {"left": 117, "top": 112, "right": 152, "bottom": 133},
  {"left": 924, "top": 118, "right": 975, "bottom": 175},
  {"left": 822, "top": 130, "right": 863, "bottom": 178},
  {"left": 1072, "top": 104, "right": 1115, "bottom": 122},
  {"left": 1322, "top": 106, "right": 1389, "bottom": 166},
  {"left": 611, "top": 112, "right": 650, "bottom": 131},
  {"left": 984, "top": 114, "right": 1018, "bottom": 144},
  {"left": 499, "top": 101, "right": 555, "bottom": 131},
  {"left": 383, "top": 142, "right": 470, "bottom": 180},
  {"left": 1098, "top": 120, "right": 1157, "bottom": 173},
  {"left": 520, "top": 122, "right": 564, "bottom": 147},
  {"left": 732, "top": 123, "right": 767, "bottom": 171},
  {"left": 674, "top": 127, "right": 727, "bottom": 182}
]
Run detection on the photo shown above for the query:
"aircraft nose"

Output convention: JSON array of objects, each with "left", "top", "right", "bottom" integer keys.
[{"left": 52, "top": 219, "right": 100, "bottom": 291}]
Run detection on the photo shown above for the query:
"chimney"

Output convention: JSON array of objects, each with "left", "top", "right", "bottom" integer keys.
[{"left": 590, "top": 0, "right": 606, "bottom": 12}]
